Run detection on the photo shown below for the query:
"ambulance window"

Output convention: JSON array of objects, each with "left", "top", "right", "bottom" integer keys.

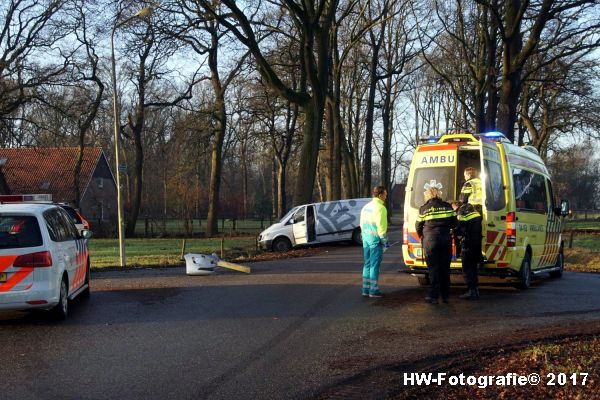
[
  {"left": 484, "top": 159, "right": 505, "bottom": 211},
  {"left": 410, "top": 167, "right": 455, "bottom": 208},
  {"left": 546, "top": 179, "right": 556, "bottom": 208},
  {"left": 513, "top": 169, "right": 548, "bottom": 213}
]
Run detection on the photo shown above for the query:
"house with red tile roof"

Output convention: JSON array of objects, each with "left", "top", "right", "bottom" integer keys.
[{"left": 0, "top": 147, "right": 117, "bottom": 224}]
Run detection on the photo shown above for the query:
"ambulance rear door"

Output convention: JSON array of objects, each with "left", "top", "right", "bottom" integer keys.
[{"left": 480, "top": 140, "right": 508, "bottom": 266}]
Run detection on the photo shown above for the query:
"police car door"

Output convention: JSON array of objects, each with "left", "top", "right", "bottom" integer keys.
[
  {"left": 480, "top": 140, "right": 508, "bottom": 265},
  {"left": 291, "top": 206, "right": 308, "bottom": 245},
  {"left": 44, "top": 209, "right": 77, "bottom": 293}
]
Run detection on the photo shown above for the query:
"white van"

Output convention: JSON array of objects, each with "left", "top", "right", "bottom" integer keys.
[{"left": 258, "top": 198, "right": 371, "bottom": 252}]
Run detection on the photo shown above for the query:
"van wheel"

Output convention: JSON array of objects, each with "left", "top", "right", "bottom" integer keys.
[
  {"left": 351, "top": 228, "right": 362, "bottom": 245},
  {"left": 549, "top": 250, "right": 564, "bottom": 278},
  {"left": 417, "top": 275, "right": 430, "bottom": 286},
  {"left": 272, "top": 237, "right": 292, "bottom": 252},
  {"left": 50, "top": 276, "right": 69, "bottom": 320},
  {"left": 517, "top": 252, "right": 532, "bottom": 289}
]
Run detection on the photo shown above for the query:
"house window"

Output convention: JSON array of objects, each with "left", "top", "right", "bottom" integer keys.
[{"left": 98, "top": 178, "right": 104, "bottom": 189}]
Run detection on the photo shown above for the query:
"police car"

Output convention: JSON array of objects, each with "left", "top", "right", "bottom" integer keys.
[{"left": 0, "top": 195, "right": 91, "bottom": 319}]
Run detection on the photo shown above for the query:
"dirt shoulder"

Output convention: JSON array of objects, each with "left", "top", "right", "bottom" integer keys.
[{"left": 317, "top": 321, "right": 599, "bottom": 399}]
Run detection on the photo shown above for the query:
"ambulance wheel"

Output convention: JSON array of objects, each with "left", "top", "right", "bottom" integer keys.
[
  {"left": 272, "top": 237, "right": 292, "bottom": 252},
  {"left": 51, "top": 275, "right": 69, "bottom": 320},
  {"left": 417, "top": 275, "right": 430, "bottom": 286},
  {"left": 351, "top": 228, "right": 362, "bottom": 245},
  {"left": 549, "top": 249, "right": 564, "bottom": 278},
  {"left": 517, "top": 252, "right": 532, "bottom": 289}
]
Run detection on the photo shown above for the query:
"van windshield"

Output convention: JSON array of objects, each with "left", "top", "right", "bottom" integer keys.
[
  {"left": 0, "top": 215, "right": 43, "bottom": 249},
  {"left": 280, "top": 207, "right": 298, "bottom": 223},
  {"left": 410, "top": 167, "right": 456, "bottom": 208}
]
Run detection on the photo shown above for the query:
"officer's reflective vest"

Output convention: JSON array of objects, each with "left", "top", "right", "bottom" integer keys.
[{"left": 460, "top": 178, "right": 482, "bottom": 205}]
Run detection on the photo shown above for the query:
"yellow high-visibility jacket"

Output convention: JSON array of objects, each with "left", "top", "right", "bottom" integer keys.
[
  {"left": 460, "top": 177, "right": 482, "bottom": 205},
  {"left": 360, "top": 198, "right": 388, "bottom": 246}
]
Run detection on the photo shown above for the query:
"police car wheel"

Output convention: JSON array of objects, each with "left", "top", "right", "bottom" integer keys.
[
  {"left": 549, "top": 251, "right": 564, "bottom": 279},
  {"left": 51, "top": 276, "right": 69, "bottom": 320},
  {"left": 517, "top": 253, "right": 532, "bottom": 289},
  {"left": 272, "top": 237, "right": 292, "bottom": 252},
  {"left": 351, "top": 228, "right": 362, "bottom": 245}
]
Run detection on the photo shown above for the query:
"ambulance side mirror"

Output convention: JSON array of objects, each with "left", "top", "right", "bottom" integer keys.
[{"left": 560, "top": 200, "right": 569, "bottom": 217}]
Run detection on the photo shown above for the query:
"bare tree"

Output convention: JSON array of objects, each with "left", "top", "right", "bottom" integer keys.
[
  {"left": 0, "top": 0, "right": 72, "bottom": 144},
  {"left": 197, "top": 0, "right": 340, "bottom": 207}
]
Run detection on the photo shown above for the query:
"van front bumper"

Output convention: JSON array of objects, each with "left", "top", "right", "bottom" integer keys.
[{"left": 258, "top": 239, "right": 273, "bottom": 251}]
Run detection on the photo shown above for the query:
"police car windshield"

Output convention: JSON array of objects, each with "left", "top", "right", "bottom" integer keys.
[
  {"left": 0, "top": 215, "right": 43, "bottom": 249},
  {"left": 410, "top": 167, "right": 456, "bottom": 208}
]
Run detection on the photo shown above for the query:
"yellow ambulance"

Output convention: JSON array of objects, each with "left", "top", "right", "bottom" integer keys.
[{"left": 402, "top": 132, "right": 569, "bottom": 288}]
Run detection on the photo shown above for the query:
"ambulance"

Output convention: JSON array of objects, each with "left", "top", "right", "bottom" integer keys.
[{"left": 402, "top": 132, "right": 569, "bottom": 288}]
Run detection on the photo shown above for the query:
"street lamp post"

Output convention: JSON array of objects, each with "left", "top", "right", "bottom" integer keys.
[{"left": 110, "top": 7, "right": 152, "bottom": 267}]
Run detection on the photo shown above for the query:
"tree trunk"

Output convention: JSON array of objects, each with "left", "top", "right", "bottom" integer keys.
[
  {"left": 241, "top": 140, "right": 248, "bottom": 218},
  {"left": 292, "top": 95, "right": 324, "bottom": 206},
  {"left": 381, "top": 78, "right": 393, "bottom": 215},
  {"left": 276, "top": 159, "right": 287, "bottom": 218},
  {"left": 206, "top": 36, "right": 226, "bottom": 237}
]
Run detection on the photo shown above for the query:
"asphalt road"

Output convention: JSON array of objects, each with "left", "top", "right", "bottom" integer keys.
[{"left": 1, "top": 231, "right": 599, "bottom": 400}]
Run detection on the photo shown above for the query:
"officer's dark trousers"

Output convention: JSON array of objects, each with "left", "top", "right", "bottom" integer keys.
[
  {"left": 461, "top": 248, "right": 480, "bottom": 290},
  {"left": 423, "top": 236, "right": 452, "bottom": 300}
]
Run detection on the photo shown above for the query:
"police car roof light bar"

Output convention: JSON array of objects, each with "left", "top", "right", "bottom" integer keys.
[{"left": 0, "top": 194, "right": 53, "bottom": 203}]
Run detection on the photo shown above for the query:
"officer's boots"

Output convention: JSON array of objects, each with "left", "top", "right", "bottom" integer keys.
[{"left": 459, "top": 288, "right": 480, "bottom": 300}]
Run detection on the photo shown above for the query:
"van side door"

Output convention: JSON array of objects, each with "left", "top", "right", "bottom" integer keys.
[
  {"left": 480, "top": 141, "right": 508, "bottom": 265},
  {"left": 291, "top": 206, "right": 308, "bottom": 245}
]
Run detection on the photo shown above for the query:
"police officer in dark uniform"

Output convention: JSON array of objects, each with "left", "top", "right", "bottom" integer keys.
[
  {"left": 452, "top": 201, "right": 483, "bottom": 300},
  {"left": 416, "top": 187, "right": 457, "bottom": 304}
]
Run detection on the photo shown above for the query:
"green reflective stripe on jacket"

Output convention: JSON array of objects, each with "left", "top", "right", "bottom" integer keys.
[
  {"left": 360, "top": 198, "right": 388, "bottom": 246},
  {"left": 457, "top": 211, "right": 481, "bottom": 221}
]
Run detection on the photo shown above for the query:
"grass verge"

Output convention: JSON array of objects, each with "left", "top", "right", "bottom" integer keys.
[
  {"left": 89, "top": 237, "right": 259, "bottom": 268},
  {"left": 564, "top": 232, "right": 600, "bottom": 273}
]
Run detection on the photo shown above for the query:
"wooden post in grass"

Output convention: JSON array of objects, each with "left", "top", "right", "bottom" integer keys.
[
  {"left": 180, "top": 239, "right": 186, "bottom": 260},
  {"left": 221, "top": 235, "right": 225, "bottom": 258},
  {"left": 569, "top": 230, "right": 574, "bottom": 249}
]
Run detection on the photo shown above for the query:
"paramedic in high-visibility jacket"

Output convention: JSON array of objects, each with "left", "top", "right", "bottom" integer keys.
[
  {"left": 416, "top": 187, "right": 457, "bottom": 304},
  {"left": 360, "top": 186, "right": 389, "bottom": 298},
  {"left": 459, "top": 167, "right": 483, "bottom": 210}
]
